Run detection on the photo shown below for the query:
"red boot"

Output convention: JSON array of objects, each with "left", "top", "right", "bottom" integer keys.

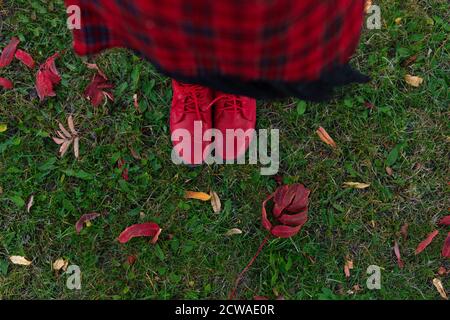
[
  {"left": 213, "top": 93, "right": 257, "bottom": 161},
  {"left": 170, "top": 80, "right": 213, "bottom": 165}
]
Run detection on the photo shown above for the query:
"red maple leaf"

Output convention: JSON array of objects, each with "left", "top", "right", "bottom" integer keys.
[{"left": 35, "top": 53, "right": 61, "bottom": 101}]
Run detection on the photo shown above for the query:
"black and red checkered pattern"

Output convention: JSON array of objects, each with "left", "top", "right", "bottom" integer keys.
[{"left": 65, "top": 0, "right": 368, "bottom": 100}]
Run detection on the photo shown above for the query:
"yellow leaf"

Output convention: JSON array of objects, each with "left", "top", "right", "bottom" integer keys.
[
  {"left": 185, "top": 191, "right": 211, "bottom": 201},
  {"left": 343, "top": 182, "right": 371, "bottom": 189},
  {"left": 225, "top": 228, "right": 242, "bottom": 236},
  {"left": 9, "top": 256, "right": 32, "bottom": 266},
  {"left": 433, "top": 278, "right": 448, "bottom": 300},
  {"left": 210, "top": 191, "right": 221, "bottom": 213},
  {"left": 52, "top": 258, "right": 69, "bottom": 272},
  {"left": 0, "top": 124, "right": 7, "bottom": 133},
  {"left": 316, "top": 127, "right": 337, "bottom": 149},
  {"left": 405, "top": 74, "right": 424, "bottom": 87},
  {"left": 395, "top": 17, "right": 402, "bottom": 25}
]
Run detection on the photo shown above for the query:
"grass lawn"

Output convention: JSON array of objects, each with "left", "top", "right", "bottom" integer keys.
[{"left": 0, "top": 0, "right": 449, "bottom": 300}]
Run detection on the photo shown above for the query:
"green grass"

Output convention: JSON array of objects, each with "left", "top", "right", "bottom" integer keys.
[{"left": 0, "top": 0, "right": 449, "bottom": 300}]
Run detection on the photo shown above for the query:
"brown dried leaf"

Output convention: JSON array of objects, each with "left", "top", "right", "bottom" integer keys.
[
  {"left": 52, "top": 137, "right": 65, "bottom": 145},
  {"left": 405, "top": 74, "right": 424, "bottom": 87},
  {"left": 9, "top": 256, "right": 32, "bottom": 266},
  {"left": 400, "top": 223, "right": 409, "bottom": 241},
  {"left": 343, "top": 182, "right": 371, "bottom": 189},
  {"left": 225, "top": 228, "right": 242, "bottom": 236},
  {"left": 433, "top": 278, "right": 448, "bottom": 300},
  {"left": 58, "top": 122, "right": 72, "bottom": 139},
  {"left": 210, "top": 191, "right": 221, "bottom": 213},
  {"left": 129, "top": 147, "right": 142, "bottom": 160},
  {"left": 52, "top": 258, "right": 69, "bottom": 272},
  {"left": 26, "top": 195, "right": 34, "bottom": 213},
  {"left": 59, "top": 140, "right": 72, "bottom": 158},
  {"left": 56, "top": 130, "right": 66, "bottom": 139},
  {"left": 385, "top": 167, "right": 393, "bottom": 176},
  {"left": 67, "top": 115, "right": 77, "bottom": 136},
  {"left": 74, "top": 137, "right": 80, "bottom": 159}
]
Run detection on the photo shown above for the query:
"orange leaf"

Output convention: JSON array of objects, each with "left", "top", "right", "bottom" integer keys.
[
  {"left": 185, "top": 191, "right": 211, "bottom": 201},
  {"left": 316, "top": 127, "right": 337, "bottom": 148}
]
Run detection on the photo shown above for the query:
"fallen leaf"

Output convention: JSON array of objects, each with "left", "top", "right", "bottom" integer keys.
[
  {"left": 438, "top": 215, "right": 450, "bottom": 226},
  {"left": 405, "top": 74, "right": 424, "bottom": 87},
  {"left": 117, "top": 159, "right": 129, "bottom": 181},
  {"left": 9, "top": 256, "right": 32, "bottom": 266},
  {"left": 75, "top": 212, "right": 101, "bottom": 233},
  {"left": 84, "top": 72, "right": 114, "bottom": 107},
  {"left": 15, "top": 49, "right": 35, "bottom": 68},
  {"left": 364, "top": 102, "right": 375, "bottom": 110},
  {"left": 185, "top": 191, "right": 211, "bottom": 201},
  {"left": 127, "top": 255, "right": 137, "bottom": 265},
  {"left": 118, "top": 222, "right": 162, "bottom": 244},
  {"left": 225, "top": 228, "right": 242, "bottom": 236},
  {"left": 52, "top": 115, "right": 79, "bottom": 159},
  {"left": 129, "top": 146, "right": 142, "bottom": 160},
  {"left": 415, "top": 230, "right": 439, "bottom": 255},
  {"left": 84, "top": 62, "right": 108, "bottom": 79},
  {"left": 273, "top": 175, "right": 283, "bottom": 185},
  {"left": 364, "top": 0, "right": 372, "bottom": 14},
  {"left": 74, "top": 137, "right": 80, "bottom": 159},
  {"left": 35, "top": 53, "right": 61, "bottom": 101},
  {"left": 316, "top": 127, "right": 337, "bottom": 148},
  {"left": 0, "top": 37, "right": 20, "bottom": 67},
  {"left": 26, "top": 195, "right": 34, "bottom": 213},
  {"left": 0, "top": 123, "right": 7, "bottom": 132},
  {"left": 52, "top": 258, "right": 69, "bottom": 272},
  {"left": 262, "top": 184, "right": 310, "bottom": 238},
  {"left": 401, "top": 54, "right": 418, "bottom": 67},
  {"left": 393, "top": 241, "right": 405, "bottom": 269},
  {"left": 210, "top": 191, "right": 221, "bottom": 213},
  {"left": 385, "top": 167, "right": 393, "bottom": 176},
  {"left": 0, "top": 77, "right": 13, "bottom": 89},
  {"left": 344, "top": 259, "right": 354, "bottom": 278},
  {"left": 395, "top": 17, "right": 402, "bottom": 25},
  {"left": 438, "top": 267, "right": 447, "bottom": 276},
  {"left": 442, "top": 232, "right": 450, "bottom": 258},
  {"left": 343, "top": 182, "right": 371, "bottom": 189},
  {"left": 432, "top": 278, "right": 448, "bottom": 300},
  {"left": 133, "top": 94, "right": 140, "bottom": 112},
  {"left": 400, "top": 223, "right": 409, "bottom": 241}
]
